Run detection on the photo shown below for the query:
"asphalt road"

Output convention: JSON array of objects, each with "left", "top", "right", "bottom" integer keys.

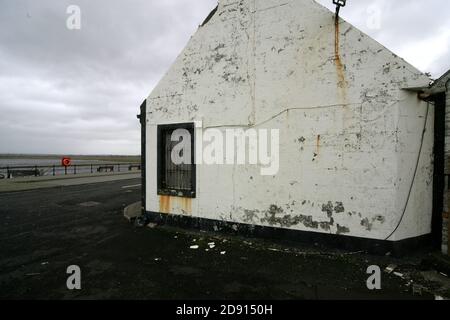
[{"left": 0, "top": 179, "right": 439, "bottom": 299}]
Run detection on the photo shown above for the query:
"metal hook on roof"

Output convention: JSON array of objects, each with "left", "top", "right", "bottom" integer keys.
[{"left": 333, "top": 0, "right": 346, "bottom": 20}]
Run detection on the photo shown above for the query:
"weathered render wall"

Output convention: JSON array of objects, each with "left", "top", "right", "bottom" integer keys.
[{"left": 145, "top": 0, "right": 432, "bottom": 242}]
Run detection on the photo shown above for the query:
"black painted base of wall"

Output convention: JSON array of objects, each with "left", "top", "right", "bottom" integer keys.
[{"left": 144, "top": 211, "right": 432, "bottom": 256}]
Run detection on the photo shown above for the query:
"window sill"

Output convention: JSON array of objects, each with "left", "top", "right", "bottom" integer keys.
[{"left": 158, "top": 189, "right": 196, "bottom": 199}]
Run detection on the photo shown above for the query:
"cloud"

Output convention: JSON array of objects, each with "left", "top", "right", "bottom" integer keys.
[
  {"left": 0, "top": 0, "right": 217, "bottom": 155},
  {"left": 0, "top": 0, "right": 448, "bottom": 155}
]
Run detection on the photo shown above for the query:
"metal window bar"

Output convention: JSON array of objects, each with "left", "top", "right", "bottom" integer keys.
[{"left": 162, "top": 129, "right": 193, "bottom": 191}]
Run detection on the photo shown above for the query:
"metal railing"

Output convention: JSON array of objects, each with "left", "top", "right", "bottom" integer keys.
[{"left": 0, "top": 163, "right": 141, "bottom": 179}]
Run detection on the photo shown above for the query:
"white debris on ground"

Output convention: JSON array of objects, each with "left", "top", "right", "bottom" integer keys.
[
  {"left": 385, "top": 264, "right": 397, "bottom": 274},
  {"left": 412, "top": 284, "right": 425, "bottom": 295},
  {"left": 189, "top": 245, "right": 199, "bottom": 250}
]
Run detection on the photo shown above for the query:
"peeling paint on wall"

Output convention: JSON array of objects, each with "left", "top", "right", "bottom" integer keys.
[
  {"left": 337, "top": 224, "right": 350, "bottom": 235},
  {"left": 146, "top": 0, "right": 433, "bottom": 242},
  {"left": 159, "top": 195, "right": 192, "bottom": 215},
  {"left": 261, "top": 204, "right": 319, "bottom": 229},
  {"left": 321, "top": 201, "right": 344, "bottom": 217}
]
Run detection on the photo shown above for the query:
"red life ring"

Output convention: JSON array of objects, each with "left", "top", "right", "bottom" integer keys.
[{"left": 62, "top": 157, "right": 72, "bottom": 167}]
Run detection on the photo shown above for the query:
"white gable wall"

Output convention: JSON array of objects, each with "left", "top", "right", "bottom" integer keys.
[{"left": 145, "top": 0, "right": 432, "bottom": 242}]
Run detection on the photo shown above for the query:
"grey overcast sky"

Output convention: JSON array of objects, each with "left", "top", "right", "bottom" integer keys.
[{"left": 0, "top": 0, "right": 449, "bottom": 155}]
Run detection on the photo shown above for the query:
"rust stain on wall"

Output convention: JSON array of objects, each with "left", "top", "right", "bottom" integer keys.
[
  {"left": 316, "top": 135, "right": 321, "bottom": 155},
  {"left": 180, "top": 197, "right": 192, "bottom": 215},
  {"left": 159, "top": 195, "right": 171, "bottom": 214},
  {"left": 334, "top": 18, "right": 347, "bottom": 103},
  {"left": 159, "top": 195, "right": 192, "bottom": 215}
]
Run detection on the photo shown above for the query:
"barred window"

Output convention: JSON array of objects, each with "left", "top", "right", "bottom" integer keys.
[{"left": 157, "top": 123, "right": 196, "bottom": 198}]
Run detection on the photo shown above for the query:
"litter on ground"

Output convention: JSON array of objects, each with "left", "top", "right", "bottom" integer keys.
[{"left": 385, "top": 264, "right": 397, "bottom": 274}]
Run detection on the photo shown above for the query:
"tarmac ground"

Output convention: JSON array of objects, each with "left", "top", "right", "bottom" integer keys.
[{"left": 0, "top": 177, "right": 449, "bottom": 299}]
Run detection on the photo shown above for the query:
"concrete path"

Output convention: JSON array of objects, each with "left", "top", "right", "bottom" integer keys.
[{"left": 0, "top": 172, "right": 140, "bottom": 193}]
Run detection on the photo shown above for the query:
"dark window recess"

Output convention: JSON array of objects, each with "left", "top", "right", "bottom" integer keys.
[{"left": 157, "top": 123, "right": 196, "bottom": 198}]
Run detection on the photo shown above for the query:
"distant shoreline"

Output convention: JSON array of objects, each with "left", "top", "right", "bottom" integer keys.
[{"left": 0, "top": 154, "right": 141, "bottom": 163}]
